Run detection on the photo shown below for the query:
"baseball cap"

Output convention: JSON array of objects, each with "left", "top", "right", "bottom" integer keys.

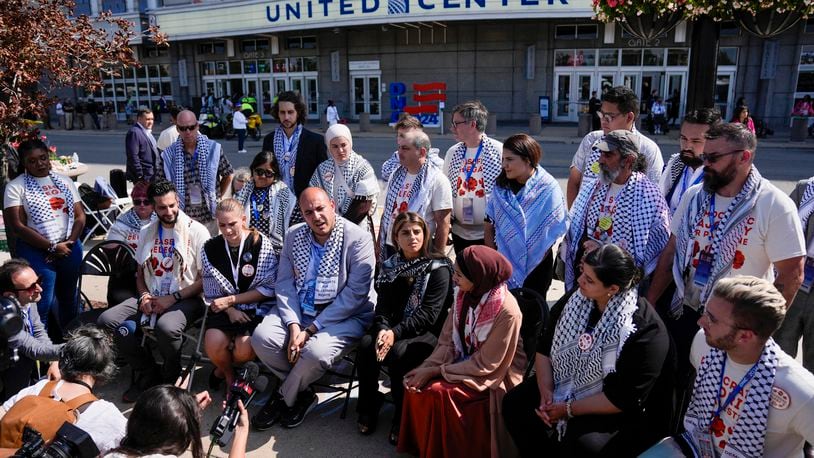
[{"left": 596, "top": 130, "right": 638, "bottom": 157}]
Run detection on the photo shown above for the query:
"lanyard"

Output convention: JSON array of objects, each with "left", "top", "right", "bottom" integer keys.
[
  {"left": 157, "top": 225, "right": 175, "bottom": 259},
  {"left": 461, "top": 139, "right": 484, "bottom": 185},
  {"left": 713, "top": 355, "right": 760, "bottom": 421},
  {"left": 251, "top": 188, "right": 268, "bottom": 222},
  {"left": 224, "top": 232, "right": 247, "bottom": 286},
  {"left": 707, "top": 197, "right": 718, "bottom": 248},
  {"left": 186, "top": 149, "right": 198, "bottom": 173},
  {"left": 680, "top": 167, "right": 704, "bottom": 199}
]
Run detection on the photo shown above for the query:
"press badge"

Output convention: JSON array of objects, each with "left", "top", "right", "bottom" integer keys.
[
  {"left": 301, "top": 281, "right": 316, "bottom": 317},
  {"left": 801, "top": 257, "right": 814, "bottom": 293},
  {"left": 461, "top": 198, "right": 475, "bottom": 225},
  {"left": 693, "top": 251, "right": 714, "bottom": 287},
  {"left": 315, "top": 276, "right": 338, "bottom": 302},
  {"left": 696, "top": 433, "right": 715, "bottom": 458},
  {"left": 188, "top": 185, "right": 203, "bottom": 205}
]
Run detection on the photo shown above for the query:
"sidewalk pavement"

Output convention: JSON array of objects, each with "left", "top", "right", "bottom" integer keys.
[{"left": 44, "top": 118, "right": 814, "bottom": 149}]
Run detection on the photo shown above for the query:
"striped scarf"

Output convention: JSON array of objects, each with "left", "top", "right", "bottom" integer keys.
[
  {"left": 163, "top": 133, "right": 218, "bottom": 214},
  {"left": 273, "top": 125, "right": 302, "bottom": 189},
  {"left": 451, "top": 283, "right": 506, "bottom": 361},
  {"left": 797, "top": 177, "right": 814, "bottom": 233},
  {"left": 380, "top": 161, "right": 439, "bottom": 261},
  {"left": 670, "top": 167, "right": 763, "bottom": 317},
  {"left": 234, "top": 180, "right": 293, "bottom": 254},
  {"left": 550, "top": 288, "right": 639, "bottom": 438},
  {"left": 289, "top": 217, "right": 345, "bottom": 302},
  {"left": 377, "top": 255, "right": 452, "bottom": 319},
  {"left": 445, "top": 135, "right": 502, "bottom": 196},
  {"left": 309, "top": 151, "right": 378, "bottom": 215},
  {"left": 23, "top": 172, "right": 75, "bottom": 244},
  {"left": 119, "top": 208, "right": 154, "bottom": 232}
]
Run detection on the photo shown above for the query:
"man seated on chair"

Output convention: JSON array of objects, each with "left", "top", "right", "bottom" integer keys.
[
  {"left": 0, "top": 259, "right": 62, "bottom": 402},
  {"left": 98, "top": 180, "right": 209, "bottom": 402},
  {"left": 250, "top": 187, "right": 376, "bottom": 429}
]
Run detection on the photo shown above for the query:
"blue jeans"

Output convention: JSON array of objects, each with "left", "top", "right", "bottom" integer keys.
[
  {"left": 236, "top": 128, "right": 246, "bottom": 151},
  {"left": 16, "top": 239, "right": 83, "bottom": 331}
]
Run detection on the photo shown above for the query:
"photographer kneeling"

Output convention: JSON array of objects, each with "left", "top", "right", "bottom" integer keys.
[
  {"left": 0, "top": 324, "right": 127, "bottom": 454},
  {"left": 0, "top": 259, "right": 62, "bottom": 401}
]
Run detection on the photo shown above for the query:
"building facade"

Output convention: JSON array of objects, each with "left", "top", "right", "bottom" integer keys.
[{"left": 80, "top": 0, "right": 814, "bottom": 129}]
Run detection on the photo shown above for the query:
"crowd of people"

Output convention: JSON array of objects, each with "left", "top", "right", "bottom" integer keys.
[{"left": 1, "top": 87, "right": 814, "bottom": 458}]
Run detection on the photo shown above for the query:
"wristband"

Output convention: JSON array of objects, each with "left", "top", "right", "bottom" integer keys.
[
  {"left": 173, "top": 291, "right": 183, "bottom": 303},
  {"left": 566, "top": 400, "right": 574, "bottom": 419},
  {"left": 305, "top": 326, "right": 316, "bottom": 337},
  {"left": 137, "top": 292, "right": 149, "bottom": 306}
]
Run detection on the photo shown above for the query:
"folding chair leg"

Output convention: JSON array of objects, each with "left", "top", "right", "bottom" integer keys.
[
  {"left": 340, "top": 359, "right": 357, "bottom": 419},
  {"left": 184, "top": 305, "right": 210, "bottom": 391}
]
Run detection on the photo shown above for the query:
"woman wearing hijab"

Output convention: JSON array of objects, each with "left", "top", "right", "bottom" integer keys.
[
  {"left": 399, "top": 245, "right": 526, "bottom": 458},
  {"left": 309, "top": 123, "right": 378, "bottom": 231},
  {"left": 355, "top": 212, "right": 453, "bottom": 443},
  {"left": 485, "top": 134, "right": 566, "bottom": 299},
  {"left": 234, "top": 151, "right": 296, "bottom": 256},
  {"left": 502, "top": 244, "right": 672, "bottom": 456}
]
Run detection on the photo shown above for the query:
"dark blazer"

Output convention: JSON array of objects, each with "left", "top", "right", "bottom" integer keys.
[
  {"left": 125, "top": 123, "right": 158, "bottom": 183},
  {"left": 262, "top": 126, "right": 327, "bottom": 197}
]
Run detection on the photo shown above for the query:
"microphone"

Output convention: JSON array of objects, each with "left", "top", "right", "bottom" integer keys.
[{"left": 210, "top": 362, "right": 266, "bottom": 447}]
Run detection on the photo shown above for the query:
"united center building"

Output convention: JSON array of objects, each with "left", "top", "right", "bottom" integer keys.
[{"left": 76, "top": 0, "right": 814, "bottom": 128}]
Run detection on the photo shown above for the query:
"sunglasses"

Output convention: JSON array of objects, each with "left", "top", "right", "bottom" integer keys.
[
  {"left": 15, "top": 277, "right": 42, "bottom": 294},
  {"left": 132, "top": 199, "right": 151, "bottom": 206},
  {"left": 254, "top": 168, "right": 275, "bottom": 178},
  {"left": 176, "top": 124, "right": 198, "bottom": 132},
  {"left": 699, "top": 149, "right": 745, "bottom": 164}
]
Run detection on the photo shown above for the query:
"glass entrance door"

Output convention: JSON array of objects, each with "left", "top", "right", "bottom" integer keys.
[
  {"left": 554, "top": 73, "right": 571, "bottom": 121},
  {"left": 350, "top": 74, "right": 382, "bottom": 120},
  {"left": 715, "top": 71, "right": 735, "bottom": 120},
  {"left": 666, "top": 72, "right": 686, "bottom": 122}
]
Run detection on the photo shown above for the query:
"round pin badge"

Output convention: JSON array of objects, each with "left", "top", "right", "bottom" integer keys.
[
  {"left": 578, "top": 333, "right": 594, "bottom": 351},
  {"left": 242, "top": 252, "right": 253, "bottom": 263},
  {"left": 161, "top": 257, "right": 174, "bottom": 270},
  {"left": 590, "top": 161, "right": 601, "bottom": 175},
  {"left": 241, "top": 264, "right": 255, "bottom": 277},
  {"left": 771, "top": 386, "right": 791, "bottom": 410},
  {"left": 324, "top": 171, "right": 334, "bottom": 182}
]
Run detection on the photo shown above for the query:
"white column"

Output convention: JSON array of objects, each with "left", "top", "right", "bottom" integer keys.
[
  {"left": 126, "top": 0, "right": 135, "bottom": 12},
  {"left": 90, "top": 0, "right": 100, "bottom": 16}
]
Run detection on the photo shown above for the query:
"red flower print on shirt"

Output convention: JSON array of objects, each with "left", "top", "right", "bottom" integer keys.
[
  {"left": 398, "top": 201, "right": 408, "bottom": 213},
  {"left": 710, "top": 416, "right": 725, "bottom": 437},
  {"left": 150, "top": 257, "right": 159, "bottom": 270},
  {"left": 49, "top": 197, "right": 64, "bottom": 211},
  {"left": 155, "top": 269, "right": 163, "bottom": 277},
  {"left": 456, "top": 177, "right": 462, "bottom": 188},
  {"left": 732, "top": 250, "right": 745, "bottom": 269},
  {"left": 466, "top": 177, "right": 477, "bottom": 191},
  {"left": 475, "top": 189, "right": 485, "bottom": 198},
  {"left": 459, "top": 189, "right": 466, "bottom": 196}
]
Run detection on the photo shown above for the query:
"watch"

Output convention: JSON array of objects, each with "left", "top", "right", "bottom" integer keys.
[
  {"left": 305, "top": 325, "right": 316, "bottom": 337},
  {"left": 172, "top": 291, "right": 183, "bottom": 303},
  {"left": 47, "top": 242, "right": 57, "bottom": 253}
]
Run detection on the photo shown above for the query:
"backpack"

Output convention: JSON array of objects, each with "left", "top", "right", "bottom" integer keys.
[{"left": 0, "top": 380, "right": 97, "bottom": 448}]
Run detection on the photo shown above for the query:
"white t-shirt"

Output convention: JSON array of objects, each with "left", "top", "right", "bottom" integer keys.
[
  {"left": 385, "top": 169, "right": 452, "bottom": 247},
  {"left": 672, "top": 183, "right": 805, "bottom": 305},
  {"left": 4, "top": 173, "right": 81, "bottom": 240},
  {"left": 138, "top": 219, "right": 209, "bottom": 293},
  {"left": 107, "top": 217, "right": 151, "bottom": 251},
  {"left": 232, "top": 111, "right": 247, "bottom": 129},
  {"left": 590, "top": 182, "right": 625, "bottom": 242},
  {"left": 571, "top": 128, "right": 664, "bottom": 186},
  {"left": 443, "top": 139, "right": 502, "bottom": 240},
  {"left": 156, "top": 125, "right": 179, "bottom": 152},
  {"left": 2, "top": 379, "right": 127, "bottom": 455},
  {"left": 690, "top": 331, "right": 814, "bottom": 458}
]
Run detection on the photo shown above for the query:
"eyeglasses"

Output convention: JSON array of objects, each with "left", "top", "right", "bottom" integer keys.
[
  {"left": 176, "top": 124, "right": 198, "bottom": 132},
  {"left": 132, "top": 199, "right": 151, "bottom": 206},
  {"left": 699, "top": 149, "right": 745, "bottom": 164},
  {"left": 596, "top": 111, "right": 624, "bottom": 123},
  {"left": 450, "top": 119, "right": 469, "bottom": 128},
  {"left": 254, "top": 168, "right": 275, "bottom": 178},
  {"left": 14, "top": 277, "right": 41, "bottom": 294}
]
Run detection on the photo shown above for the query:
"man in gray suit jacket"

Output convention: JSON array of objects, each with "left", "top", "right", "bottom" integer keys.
[
  {"left": 251, "top": 187, "right": 376, "bottom": 429},
  {"left": 0, "top": 259, "right": 62, "bottom": 401}
]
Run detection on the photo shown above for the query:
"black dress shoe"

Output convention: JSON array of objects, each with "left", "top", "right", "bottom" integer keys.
[
  {"left": 388, "top": 422, "right": 400, "bottom": 446},
  {"left": 252, "top": 393, "right": 288, "bottom": 431},
  {"left": 280, "top": 390, "right": 318, "bottom": 429}
]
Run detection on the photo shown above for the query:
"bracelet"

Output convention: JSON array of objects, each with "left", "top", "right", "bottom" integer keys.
[
  {"left": 136, "top": 292, "right": 150, "bottom": 306},
  {"left": 565, "top": 400, "right": 574, "bottom": 419},
  {"left": 305, "top": 326, "right": 316, "bottom": 337}
]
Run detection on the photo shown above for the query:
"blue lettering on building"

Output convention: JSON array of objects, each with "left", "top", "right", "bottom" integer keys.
[
  {"left": 362, "top": 0, "right": 379, "bottom": 13},
  {"left": 340, "top": 0, "right": 354, "bottom": 14}
]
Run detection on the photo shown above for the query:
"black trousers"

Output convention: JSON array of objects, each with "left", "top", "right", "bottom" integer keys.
[
  {"left": 355, "top": 329, "right": 436, "bottom": 423},
  {"left": 503, "top": 376, "right": 644, "bottom": 457},
  {"left": 0, "top": 356, "right": 36, "bottom": 402},
  {"left": 522, "top": 249, "right": 555, "bottom": 299},
  {"left": 451, "top": 233, "right": 483, "bottom": 255}
]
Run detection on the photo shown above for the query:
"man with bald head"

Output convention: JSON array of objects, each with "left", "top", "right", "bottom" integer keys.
[
  {"left": 158, "top": 109, "right": 234, "bottom": 234},
  {"left": 251, "top": 187, "right": 376, "bottom": 429}
]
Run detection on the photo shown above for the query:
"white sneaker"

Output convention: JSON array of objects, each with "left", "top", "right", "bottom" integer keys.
[{"left": 238, "top": 149, "right": 247, "bottom": 154}]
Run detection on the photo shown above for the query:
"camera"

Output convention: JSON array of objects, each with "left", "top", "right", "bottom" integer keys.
[
  {"left": 0, "top": 296, "right": 25, "bottom": 371},
  {"left": 14, "top": 422, "right": 98, "bottom": 458},
  {"left": 210, "top": 362, "right": 268, "bottom": 447}
]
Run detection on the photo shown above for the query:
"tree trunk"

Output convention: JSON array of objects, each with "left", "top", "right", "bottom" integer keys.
[{"left": 686, "top": 17, "right": 721, "bottom": 112}]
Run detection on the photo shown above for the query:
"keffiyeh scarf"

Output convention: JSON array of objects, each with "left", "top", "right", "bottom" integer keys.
[
  {"left": 682, "top": 338, "right": 779, "bottom": 458},
  {"left": 380, "top": 161, "right": 442, "bottom": 261},
  {"left": 566, "top": 172, "right": 670, "bottom": 290},
  {"left": 135, "top": 210, "right": 195, "bottom": 292},
  {"left": 290, "top": 216, "right": 345, "bottom": 302},
  {"left": 490, "top": 166, "right": 567, "bottom": 288},
  {"left": 451, "top": 283, "right": 506, "bottom": 361},
  {"left": 273, "top": 125, "right": 302, "bottom": 189},
  {"left": 550, "top": 288, "right": 639, "bottom": 438},
  {"left": 119, "top": 208, "right": 154, "bottom": 232},
  {"left": 309, "top": 151, "right": 379, "bottom": 215},
  {"left": 377, "top": 254, "right": 452, "bottom": 319},
  {"left": 162, "top": 133, "right": 220, "bottom": 214},
  {"left": 234, "top": 180, "right": 293, "bottom": 254},
  {"left": 445, "top": 135, "right": 502, "bottom": 195},
  {"left": 797, "top": 177, "right": 814, "bottom": 233},
  {"left": 24, "top": 172, "right": 75, "bottom": 244},
  {"left": 670, "top": 167, "right": 764, "bottom": 317},
  {"left": 202, "top": 232, "right": 278, "bottom": 314}
]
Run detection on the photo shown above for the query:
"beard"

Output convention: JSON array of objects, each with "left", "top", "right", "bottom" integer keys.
[
  {"left": 159, "top": 212, "right": 178, "bottom": 226},
  {"left": 679, "top": 150, "right": 704, "bottom": 168},
  {"left": 703, "top": 167, "right": 736, "bottom": 193},
  {"left": 705, "top": 327, "right": 739, "bottom": 352},
  {"left": 599, "top": 163, "right": 621, "bottom": 185}
]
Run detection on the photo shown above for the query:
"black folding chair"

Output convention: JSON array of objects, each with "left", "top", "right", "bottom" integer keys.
[
  {"left": 510, "top": 287, "right": 550, "bottom": 377},
  {"left": 77, "top": 240, "right": 138, "bottom": 311}
]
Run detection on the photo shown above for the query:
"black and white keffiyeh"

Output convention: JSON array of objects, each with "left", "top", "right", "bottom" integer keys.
[
  {"left": 380, "top": 161, "right": 442, "bottom": 261},
  {"left": 377, "top": 254, "right": 452, "bottom": 319},
  {"left": 273, "top": 124, "right": 302, "bottom": 189},
  {"left": 202, "top": 232, "right": 278, "bottom": 313},
  {"left": 663, "top": 154, "right": 687, "bottom": 199},
  {"left": 309, "top": 151, "right": 379, "bottom": 215},
  {"left": 162, "top": 133, "right": 220, "bottom": 214},
  {"left": 23, "top": 171, "right": 75, "bottom": 243},
  {"left": 445, "top": 135, "right": 502, "bottom": 195},
  {"left": 550, "top": 288, "right": 639, "bottom": 437},
  {"left": 119, "top": 208, "right": 154, "bottom": 232},
  {"left": 290, "top": 216, "right": 345, "bottom": 300},
  {"left": 234, "top": 180, "right": 294, "bottom": 254},
  {"left": 566, "top": 172, "right": 670, "bottom": 290},
  {"left": 797, "top": 177, "right": 814, "bottom": 233},
  {"left": 670, "top": 166, "right": 764, "bottom": 317},
  {"left": 682, "top": 338, "right": 779, "bottom": 458}
]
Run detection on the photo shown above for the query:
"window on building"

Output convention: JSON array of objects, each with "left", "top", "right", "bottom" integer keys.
[
  {"left": 101, "top": 0, "right": 128, "bottom": 13},
  {"left": 555, "top": 24, "right": 598, "bottom": 40},
  {"left": 201, "top": 62, "right": 215, "bottom": 76},
  {"left": 621, "top": 49, "right": 642, "bottom": 66},
  {"left": 598, "top": 49, "right": 618, "bottom": 66},
  {"left": 241, "top": 39, "right": 270, "bottom": 53},
  {"left": 720, "top": 21, "right": 740, "bottom": 37},
  {"left": 642, "top": 48, "right": 664, "bottom": 66},
  {"left": 554, "top": 50, "right": 573, "bottom": 66},
  {"left": 718, "top": 47, "right": 738, "bottom": 66},
  {"left": 199, "top": 41, "right": 226, "bottom": 55},
  {"left": 216, "top": 61, "right": 227, "bottom": 75},
  {"left": 243, "top": 60, "right": 258, "bottom": 74},
  {"left": 287, "top": 36, "right": 317, "bottom": 49},
  {"left": 229, "top": 61, "right": 242, "bottom": 74},
  {"left": 258, "top": 60, "right": 271, "bottom": 73},
  {"left": 797, "top": 71, "right": 814, "bottom": 92},
  {"left": 302, "top": 36, "right": 317, "bottom": 49},
  {"left": 806, "top": 18, "right": 814, "bottom": 33},
  {"left": 273, "top": 58, "right": 287, "bottom": 73},
  {"left": 667, "top": 48, "right": 689, "bottom": 66}
]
